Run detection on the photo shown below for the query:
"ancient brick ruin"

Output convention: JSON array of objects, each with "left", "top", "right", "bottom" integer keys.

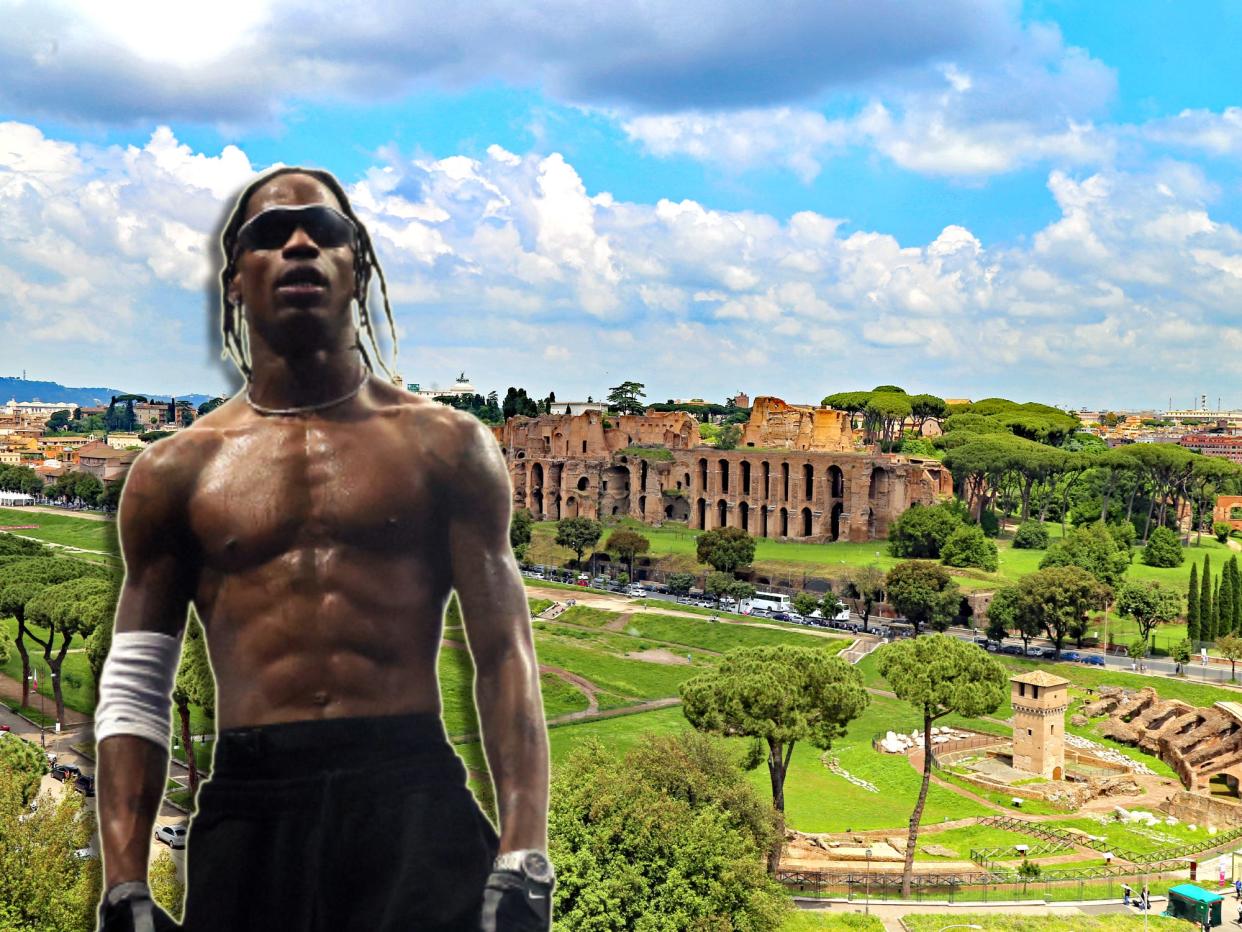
[
  {"left": 493, "top": 397, "right": 953, "bottom": 543},
  {"left": 1083, "top": 686, "right": 1242, "bottom": 794}
]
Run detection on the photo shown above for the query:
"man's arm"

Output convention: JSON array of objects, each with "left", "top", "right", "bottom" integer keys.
[
  {"left": 98, "top": 448, "right": 195, "bottom": 892},
  {"left": 446, "top": 415, "right": 549, "bottom": 854}
]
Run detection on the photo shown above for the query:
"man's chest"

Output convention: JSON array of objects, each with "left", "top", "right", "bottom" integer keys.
[{"left": 186, "top": 420, "right": 442, "bottom": 566}]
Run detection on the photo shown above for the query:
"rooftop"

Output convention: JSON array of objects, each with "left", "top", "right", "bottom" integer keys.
[{"left": 1011, "top": 670, "right": 1070, "bottom": 688}]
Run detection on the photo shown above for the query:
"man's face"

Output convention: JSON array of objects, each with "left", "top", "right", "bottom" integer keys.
[{"left": 227, "top": 173, "right": 358, "bottom": 356}]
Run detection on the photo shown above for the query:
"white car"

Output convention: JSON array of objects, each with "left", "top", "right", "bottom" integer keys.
[{"left": 155, "top": 824, "right": 188, "bottom": 849}]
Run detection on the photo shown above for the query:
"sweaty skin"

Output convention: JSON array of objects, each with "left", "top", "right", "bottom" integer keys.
[{"left": 98, "top": 173, "right": 549, "bottom": 892}]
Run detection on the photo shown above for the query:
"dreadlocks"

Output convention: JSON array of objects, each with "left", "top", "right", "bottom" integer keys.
[{"left": 218, "top": 166, "right": 398, "bottom": 382}]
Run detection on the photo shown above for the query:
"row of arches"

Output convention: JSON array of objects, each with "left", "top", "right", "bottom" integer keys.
[
  {"left": 693, "top": 498, "right": 859, "bottom": 540},
  {"left": 693, "top": 458, "right": 888, "bottom": 503}
]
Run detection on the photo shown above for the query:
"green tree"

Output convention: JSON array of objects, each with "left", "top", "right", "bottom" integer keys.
[
  {"left": 0, "top": 557, "right": 103, "bottom": 709},
  {"left": 606, "top": 380, "right": 647, "bottom": 415},
  {"left": 0, "top": 767, "right": 100, "bottom": 931},
  {"left": 792, "top": 592, "right": 820, "bottom": 618},
  {"left": 850, "top": 564, "right": 886, "bottom": 634},
  {"left": 1141, "top": 526, "right": 1184, "bottom": 567},
  {"left": 1039, "top": 522, "right": 1129, "bottom": 589},
  {"left": 197, "top": 396, "right": 226, "bottom": 417},
  {"left": 1012, "top": 567, "right": 1111, "bottom": 657},
  {"left": 1187, "top": 562, "right": 1201, "bottom": 645},
  {"left": 509, "top": 507, "right": 534, "bottom": 561},
  {"left": 149, "top": 850, "right": 184, "bottom": 922},
  {"left": 1012, "top": 520, "right": 1050, "bottom": 550},
  {"left": 1170, "top": 638, "right": 1192, "bottom": 676},
  {"left": 1231, "top": 557, "right": 1242, "bottom": 634},
  {"left": 940, "top": 524, "right": 999, "bottom": 572},
  {"left": 666, "top": 572, "right": 695, "bottom": 596},
  {"left": 0, "top": 732, "right": 50, "bottom": 804},
  {"left": 1201, "top": 554, "right": 1215, "bottom": 641},
  {"left": 554, "top": 516, "right": 602, "bottom": 570},
  {"left": 44, "top": 408, "right": 73, "bottom": 432},
  {"left": 705, "top": 570, "right": 735, "bottom": 603},
  {"left": 172, "top": 615, "right": 215, "bottom": 797},
  {"left": 681, "top": 646, "right": 868, "bottom": 819},
  {"left": 549, "top": 733, "right": 790, "bottom": 929},
  {"left": 1128, "top": 638, "right": 1148, "bottom": 662},
  {"left": 985, "top": 585, "right": 1019, "bottom": 645},
  {"left": 1218, "top": 633, "right": 1242, "bottom": 682},
  {"left": 1220, "top": 566, "right": 1235, "bottom": 639},
  {"left": 1116, "top": 580, "right": 1184, "bottom": 644},
  {"left": 887, "top": 502, "right": 962, "bottom": 559},
  {"left": 728, "top": 579, "right": 757, "bottom": 608},
  {"left": 876, "top": 634, "right": 1008, "bottom": 897},
  {"left": 716, "top": 423, "right": 742, "bottom": 450},
  {"left": 605, "top": 529, "right": 650, "bottom": 582},
  {"left": 25, "top": 574, "right": 114, "bottom": 726},
  {"left": 695, "top": 526, "right": 756, "bottom": 575},
  {"left": 885, "top": 561, "right": 961, "bottom": 634}
]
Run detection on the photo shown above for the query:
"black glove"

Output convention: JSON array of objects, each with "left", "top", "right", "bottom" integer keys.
[
  {"left": 98, "top": 882, "right": 179, "bottom": 932},
  {"left": 479, "top": 870, "right": 552, "bottom": 932}
]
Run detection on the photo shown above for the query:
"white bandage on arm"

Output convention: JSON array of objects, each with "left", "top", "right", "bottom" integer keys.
[{"left": 94, "top": 631, "right": 182, "bottom": 750}]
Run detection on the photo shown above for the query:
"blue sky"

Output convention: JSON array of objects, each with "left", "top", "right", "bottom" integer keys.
[{"left": 2, "top": 0, "right": 1241, "bottom": 410}]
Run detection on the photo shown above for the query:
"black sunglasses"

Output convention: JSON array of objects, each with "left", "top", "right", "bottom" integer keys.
[{"left": 234, "top": 204, "right": 358, "bottom": 255}]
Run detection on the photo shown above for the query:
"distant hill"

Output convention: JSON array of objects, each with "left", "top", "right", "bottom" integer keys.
[{"left": 0, "top": 377, "right": 214, "bottom": 409}]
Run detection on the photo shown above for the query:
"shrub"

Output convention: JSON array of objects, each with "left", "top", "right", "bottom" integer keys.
[
  {"left": 1012, "top": 521, "right": 1050, "bottom": 550},
  {"left": 888, "top": 502, "right": 963, "bottom": 559},
  {"left": 1217, "top": 522, "right": 1233, "bottom": 543},
  {"left": 978, "top": 508, "right": 1000, "bottom": 538},
  {"left": 940, "top": 525, "right": 999, "bottom": 572},
  {"left": 1141, "top": 526, "right": 1184, "bottom": 568}
]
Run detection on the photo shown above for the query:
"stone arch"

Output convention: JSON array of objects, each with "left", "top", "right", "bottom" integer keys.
[
  {"left": 549, "top": 493, "right": 561, "bottom": 520},
  {"left": 516, "top": 451, "right": 526, "bottom": 460},
  {"left": 801, "top": 507, "right": 812, "bottom": 537},
  {"left": 611, "top": 505, "right": 620, "bottom": 515},
  {"left": 867, "top": 506, "right": 876, "bottom": 538},
  {"left": 779, "top": 507, "right": 788, "bottom": 537},
  {"left": 739, "top": 501, "right": 749, "bottom": 531},
  {"left": 531, "top": 462, "right": 545, "bottom": 516},
  {"left": 697, "top": 497, "right": 707, "bottom": 529},
  {"left": 565, "top": 496, "right": 578, "bottom": 518},
  {"left": 828, "top": 465, "right": 844, "bottom": 498},
  {"left": 638, "top": 494, "right": 646, "bottom": 517},
  {"left": 641, "top": 459, "right": 649, "bottom": 491},
  {"left": 665, "top": 496, "right": 690, "bottom": 522},
  {"left": 830, "top": 502, "right": 843, "bottom": 541},
  {"left": 761, "top": 506, "right": 769, "bottom": 537},
  {"left": 741, "top": 460, "right": 751, "bottom": 495},
  {"left": 781, "top": 462, "right": 790, "bottom": 500},
  {"left": 1052, "top": 766, "right": 1063, "bottom": 781},
  {"left": 718, "top": 459, "right": 730, "bottom": 494},
  {"left": 684, "top": 472, "right": 691, "bottom": 488},
  {"left": 717, "top": 499, "right": 728, "bottom": 528},
  {"left": 577, "top": 476, "right": 589, "bottom": 492},
  {"left": 698, "top": 458, "right": 708, "bottom": 491},
  {"left": 868, "top": 467, "right": 890, "bottom": 500},
  {"left": 762, "top": 461, "right": 770, "bottom": 500},
  {"left": 803, "top": 463, "right": 814, "bottom": 500}
]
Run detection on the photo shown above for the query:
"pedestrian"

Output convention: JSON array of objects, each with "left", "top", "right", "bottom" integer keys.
[
  {"left": 1122, "top": 882, "right": 1131, "bottom": 906},
  {"left": 1142, "top": 884, "right": 1150, "bottom": 912},
  {"left": 1235, "top": 876, "right": 1241, "bottom": 899}
]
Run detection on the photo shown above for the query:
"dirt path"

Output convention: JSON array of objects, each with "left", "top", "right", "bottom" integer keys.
[
  {"left": 0, "top": 670, "right": 91, "bottom": 726},
  {"left": 539, "top": 664, "right": 600, "bottom": 714},
  {"left": 2, "top": 505, "right": 112, "bottom": 523},
  {"left": 604, "top": 611, "right": 635, "bottom": 632}
]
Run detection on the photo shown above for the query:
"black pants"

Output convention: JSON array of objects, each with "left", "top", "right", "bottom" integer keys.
[{"left": 182, "top": 713, "right": 497, "bottom": 932}]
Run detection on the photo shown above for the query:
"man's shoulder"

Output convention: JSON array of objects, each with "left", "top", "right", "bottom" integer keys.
[
  {"left": 130, "top": 400, "right": 240, "bottom": 485},
  {"left": 374, "top": 383, "right": 497, "bottom": 458}
]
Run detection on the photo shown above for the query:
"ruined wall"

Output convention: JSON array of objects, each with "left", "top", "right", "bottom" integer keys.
[
  {"left": 500, "top": 409, "right": 951, "bottom": 542},
  {"left": 1216, "top": 495, "right": 1242, "bottom": 532},
  {"left": 739, "top": 396, "right": 855, "bottom": 452},
  {"left": 1160, "top": 791, "right": 1242, "bottom": 829}
]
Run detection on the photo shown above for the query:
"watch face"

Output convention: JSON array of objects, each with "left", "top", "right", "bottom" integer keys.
[{"left": 522, "top": 851, "right": 554, "bottom": 884}]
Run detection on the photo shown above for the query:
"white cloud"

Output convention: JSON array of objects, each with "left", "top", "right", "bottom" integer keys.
[{"left": 1, "top": 124, "right": 1240, "bottom": 405}]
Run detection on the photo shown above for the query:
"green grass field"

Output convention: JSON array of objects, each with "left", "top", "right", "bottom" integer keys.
[
  {"left": 780, "top": 914, "right": 883, "bottom": 931},
  {"left": 621, "top": 612, "right": 851, "bottom": 654},
  {"left": 901, "top": 914, "right": 1193, "bottom": 931},
  {"left": 555, "top": 605, "right": 621, "bottom": 628},
  {"left": 0, "top": 508, "right": 118, "bottom": 553}
]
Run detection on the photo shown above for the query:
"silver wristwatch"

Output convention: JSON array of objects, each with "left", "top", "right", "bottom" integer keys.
[{"left": 494, "top": 849, "right": 555, "bottom": 885}]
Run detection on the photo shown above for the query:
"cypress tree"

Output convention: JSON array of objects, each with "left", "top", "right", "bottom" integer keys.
[
  {"left": 1187, "top": 563, "right": 1200, "bottom": 644},
  {"left": 1202, "top": 555, "right": 1214, "bottom": 641},
  {"left": 1216, "top": 575, "right": 1227, "bottom": 641},
  {"left": 1232, "top": 557, "right": 1242, "bottom": 634}
]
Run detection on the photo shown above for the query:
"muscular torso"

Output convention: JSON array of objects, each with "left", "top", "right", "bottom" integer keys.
[{"left": 169, "top": 384, "right": 464, "bottom": 729}]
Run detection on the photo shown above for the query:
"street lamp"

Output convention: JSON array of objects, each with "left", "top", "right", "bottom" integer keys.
[{"left": 865, "top": 847, "right": 872, "bottom": 916}]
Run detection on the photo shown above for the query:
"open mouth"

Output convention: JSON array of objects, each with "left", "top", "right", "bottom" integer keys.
[{"left": 275, "top": 266, "right": 329, "bottom": 295}]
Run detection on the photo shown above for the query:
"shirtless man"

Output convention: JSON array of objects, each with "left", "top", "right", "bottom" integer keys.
[{"left": 94, "top": 167, "right": 552, "bottom": 931}]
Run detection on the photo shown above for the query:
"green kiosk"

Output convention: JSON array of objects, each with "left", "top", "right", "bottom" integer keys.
[{"left": 1166, "top": 884, "right": 1223, "bottom": 927}]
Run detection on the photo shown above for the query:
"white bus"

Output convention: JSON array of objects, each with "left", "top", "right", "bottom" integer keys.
[{"left": 743, "top": 591, "right": 792, "bottom": 614}]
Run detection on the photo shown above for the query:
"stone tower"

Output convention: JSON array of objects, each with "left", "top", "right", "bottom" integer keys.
[{"left": 1010, "top": 670, "right": 1070, "bottom": 780}]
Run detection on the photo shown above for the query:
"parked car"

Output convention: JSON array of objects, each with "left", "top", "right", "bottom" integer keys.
[
  {"left": 1060, "top": 651, "right": 1081, "bottom": 662},
  {"left": 73, "top": 775, "right": 95, "bottom": 797},
  {"left": 73, "top": 845, "right": 98, "bottom": 860},
  {"left": 1079, "top": 655, "right": 1107, "bottom": 667},
  {"left": 155, "top": 824, "right": 189, "bottom": 849},
  {"left": 771, "top": 612, "right": 792, "bottom": 622},
  {"left": 0, "top": 723, "right": 9, "bottom": 732},
  {"left": 1024, "top": 646, "right": 1045, "bottom": 657},
  {"left": 999, "top": 644, "right": 1024, "bottom": 656},
  {"left": 51, "top": 763, "right": 81, "bottom": 783}
]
